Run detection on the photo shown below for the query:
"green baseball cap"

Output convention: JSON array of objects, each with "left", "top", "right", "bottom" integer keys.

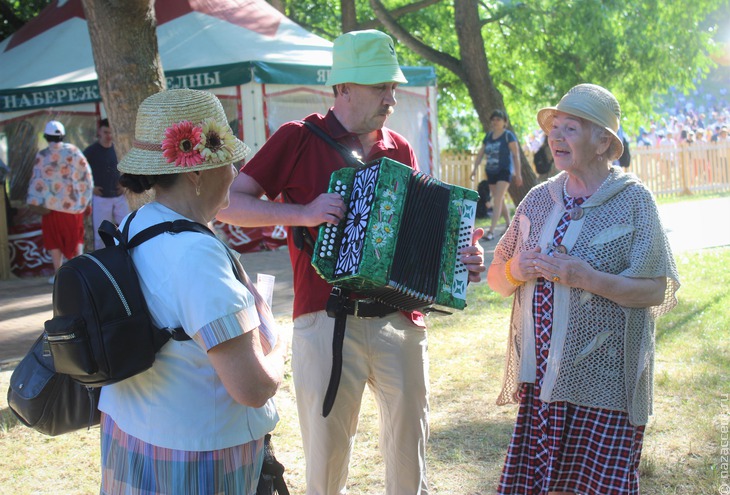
[{"left": 326, "top": 30, "right": 408, "bottom": 86}]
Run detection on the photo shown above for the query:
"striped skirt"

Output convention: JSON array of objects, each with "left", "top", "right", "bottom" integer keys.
[{"left": 100, "top": 413, "right": 265, "bottom": 495}]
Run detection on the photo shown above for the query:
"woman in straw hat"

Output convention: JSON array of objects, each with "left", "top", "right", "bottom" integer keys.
[
  {"left": 98, "top": 89, "right": 287, "bottom": 494},
  {"left": 487, "top": 84, "right": 680, "bottom": 494}
]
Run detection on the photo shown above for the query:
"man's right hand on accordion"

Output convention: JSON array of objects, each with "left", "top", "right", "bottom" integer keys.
[{"left": 302, "top": 192, "right": 347, "bottom": 227}]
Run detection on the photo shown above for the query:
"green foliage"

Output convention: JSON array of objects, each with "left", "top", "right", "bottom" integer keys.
[
  {"left": 460, "top": 0, "right": 720, "bottom": 142},
  {"left": 278, "top": 0, "right": 343, "bottom": 39},
  {"left": 8, "top": 0, "right": 720, "bottom": 150},
  {"left": 280, "top": 0, "right": 724, "bottom": 150},
  {"left": 0, "top": 0, "right": 53, "bottom": 41}
]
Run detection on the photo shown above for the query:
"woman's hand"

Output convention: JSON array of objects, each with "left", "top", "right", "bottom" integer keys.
[
  {"left": 487, "top": 247, "right": 543, "bottom": 297},
  {"left": 508, "top": 246, "right": 544, "bottom": 282},
  {"left": 531, "top": 250, "right": 591, "bottom": 287},
  {"left": 532, "top": 250, "right": 668, "bottom": 307}
]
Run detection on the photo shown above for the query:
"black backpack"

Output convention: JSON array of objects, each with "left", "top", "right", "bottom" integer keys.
[
  {"left": 42, "top": 211, "right": 213, "bottom": 387},
  {"left": 476, "top": 180, "right": 491, "bottom": 218},
  {"left": 533, "top": 141, "right": 553, "bottom": 175},
  {"left": 7, "top": 212, "right": 215, "bottom": 435}
]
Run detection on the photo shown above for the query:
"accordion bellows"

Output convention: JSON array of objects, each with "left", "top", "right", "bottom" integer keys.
[{"left": 312, "top": 158, "right": 479, "bottom": 313}]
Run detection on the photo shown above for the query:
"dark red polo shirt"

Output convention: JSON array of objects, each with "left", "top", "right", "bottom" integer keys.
[{"left": 242, "top": 109, "right": 420, "bottom": 320}]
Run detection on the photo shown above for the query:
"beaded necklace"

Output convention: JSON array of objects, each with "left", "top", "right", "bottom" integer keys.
[{"left": 563, "top": 168, "right": 612, "bottom": 199}]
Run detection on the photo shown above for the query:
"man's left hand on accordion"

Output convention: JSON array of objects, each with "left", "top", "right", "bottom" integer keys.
[{"left": 461, "top": 227, "right": 487, "bottom": 283}]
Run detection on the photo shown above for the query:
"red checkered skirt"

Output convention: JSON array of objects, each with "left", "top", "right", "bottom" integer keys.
[
  {"left": 497, "top": 197, "right": 645, "bottom": 494},
  {"left": 497, "top": 384, "right": 644, "bottom": 494}
]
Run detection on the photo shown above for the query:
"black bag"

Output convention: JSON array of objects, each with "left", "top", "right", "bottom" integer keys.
[
  {"left": 618, "top": 136, "right": 631, "bottom": 168},
  {"left": 476, "top": 180, "right": 491, "bottom": 218},
  {"left": 533, "top": 140, "right": 553, "bottom": 175},
  {"left": 256, "top": 434, "right": 290, "bottom": 495},
  {"left": 7, "top": 333, "right": 101, "bottom": 436},
  {"left": 42, "top": 211, "right": 208, "bottom": 388}
]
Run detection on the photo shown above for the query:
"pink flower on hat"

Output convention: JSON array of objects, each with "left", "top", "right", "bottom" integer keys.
[{"left": 162, "top": 121, "right": 204, "bottom": 167}]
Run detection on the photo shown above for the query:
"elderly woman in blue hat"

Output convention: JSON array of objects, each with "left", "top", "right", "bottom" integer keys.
[{"left": 487, "top": 84, "right": 680, "bottom": 494}]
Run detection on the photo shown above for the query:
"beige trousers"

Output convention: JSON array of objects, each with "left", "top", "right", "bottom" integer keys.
[{"left": 292, "top": 310, "right": 430, "bottom": 495}]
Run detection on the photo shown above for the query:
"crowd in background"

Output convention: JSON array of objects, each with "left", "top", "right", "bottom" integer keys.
[{"left": 524, "top": 95, "right": 730, "bottom": 155}]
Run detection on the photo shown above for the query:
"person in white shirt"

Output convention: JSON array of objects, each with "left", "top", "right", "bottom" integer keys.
[{"left": 99, "top": 89, "right": 288, "bottom": 495}]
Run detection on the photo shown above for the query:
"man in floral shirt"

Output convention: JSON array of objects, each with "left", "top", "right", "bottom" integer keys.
[{"left": 26, "top": 120, "right": 93, "bottom": 282}]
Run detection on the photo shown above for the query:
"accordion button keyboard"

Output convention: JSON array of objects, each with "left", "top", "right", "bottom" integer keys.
[
  {"left": 318, "top": 181, "right": 350, "bottom": 258},
  {"left": 320, "top": 220, "right": 342, "bottom": 258}
]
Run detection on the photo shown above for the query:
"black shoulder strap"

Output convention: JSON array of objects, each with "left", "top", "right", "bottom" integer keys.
[
  {"left": 126, "top": 215, "right": 245, "bottom": 288},
  {"left": 301, "top": 120, "right": 365, "bottom": 168},
  {"left": 291, "top": 121, "right": 366, "bottom": 253},
  {"left": 98, "top": 209, "right": 137, "bottom": 248},
  {"left": 101, "top": 214, "right": 219, "bottom": 346},
  {"left": 99, "top": 210, "right": 217, "bottom": 250},
  {"left": 127, "top": 218, "right": 215, "bottom": 249}
]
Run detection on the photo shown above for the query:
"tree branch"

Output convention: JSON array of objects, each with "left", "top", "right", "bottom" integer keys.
[
  {"left": 356, "top": 0, "right": 442, "bottom": 32},
  {"left": 369, "top": 0, "right": 464, "bottom": 79},
  {"left": 478, "top": 2, "right": 514, "bottom": 29}
]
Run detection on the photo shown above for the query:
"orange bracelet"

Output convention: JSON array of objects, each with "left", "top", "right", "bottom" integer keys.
[{"left": 505, "top": 258, "right": 525, "bottom": 287}]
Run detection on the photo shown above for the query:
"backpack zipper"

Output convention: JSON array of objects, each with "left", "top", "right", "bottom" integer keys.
[
  {"left": 46, "top": 333, "right": 76, "bottom": 342},
  {"left": 81, "top": 253, "right": 132, "bottom": 316}
]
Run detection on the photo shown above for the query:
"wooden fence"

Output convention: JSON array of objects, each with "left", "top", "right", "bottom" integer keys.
[{"left": 439, "top": 142, "right": 730, "bottom": 198}]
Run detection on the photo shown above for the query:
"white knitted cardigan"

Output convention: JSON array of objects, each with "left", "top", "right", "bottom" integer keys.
[{"left": 494, "top": 166, "right": 680, "bottom": 426}]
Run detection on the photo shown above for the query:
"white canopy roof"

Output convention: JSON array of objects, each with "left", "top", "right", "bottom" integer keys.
[{"left": 0, "top": 0, "right": 335, "bottom": 111}]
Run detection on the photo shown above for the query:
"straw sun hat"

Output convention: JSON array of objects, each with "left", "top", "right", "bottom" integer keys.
[
  {"left": 118, "top": 89, "right": 250, "bottom": 175},
  {"left": 537, "top": 83, "right": 624, "bottom": 161},
  {"left": 325, "top": 30, "right": 407, "bottom": 87}
]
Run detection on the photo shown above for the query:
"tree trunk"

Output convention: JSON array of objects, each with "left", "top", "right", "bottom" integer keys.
[
  {"left": 452, "top": 0, "right": 534, "bottom": 202},
  {"left": 371, "top": 0, "right": 536, "bottom": 204},
  {"left": 269, "top": 0, "right": 285, "bottom": 14},
  {"left": 81, "top": 0, "right": 166, "bottom": 209},
  {"left": 341, "top": 0, "right": 358, "bottom": 33}
]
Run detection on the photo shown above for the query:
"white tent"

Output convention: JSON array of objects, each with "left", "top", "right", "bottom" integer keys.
[
  {"left": 0, "top": 0, "right": 439, "bottom": 276},
  {"left": 0, "top": 0, "right": 439, "bottom": 180}
]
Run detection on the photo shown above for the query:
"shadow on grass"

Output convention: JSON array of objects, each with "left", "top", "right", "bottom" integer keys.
[
  {"left": 428, "top": 417, "right": 515, "bottom": 493},
  {"left": 430, "top": 417, "right": 514, "bottom": 461},
  {"left": 639, "top": 447, "right": 719, "bottom": 495},
  {"left": 656, "top": 297, "right": 729, "bottom": 373},
  {"left": 0, "top": 406, "right": 22, "bottom": 432},
  {"left": 655, "top": 298, "right": 717, "bottom": 344}
]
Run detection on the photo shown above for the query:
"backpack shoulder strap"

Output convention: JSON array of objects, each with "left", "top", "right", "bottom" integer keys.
[
  {"left": 121, "top": 215, "right": 217, "bottom": 345},
  {"left": 99, "top": 209, "right": 138, "bottom": 248},
  {"left": 126, "top": 218, "right": 215, "bottom": 249}
]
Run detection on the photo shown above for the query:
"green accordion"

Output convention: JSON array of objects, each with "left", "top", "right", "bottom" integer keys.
[{"left": 311, "top": 158, "right": 479, "bottom": 313}]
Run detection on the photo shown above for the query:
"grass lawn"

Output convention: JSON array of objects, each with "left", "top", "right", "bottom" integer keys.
[{"left": 1, "top": 247, "right": 728, "bottom": 494}]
